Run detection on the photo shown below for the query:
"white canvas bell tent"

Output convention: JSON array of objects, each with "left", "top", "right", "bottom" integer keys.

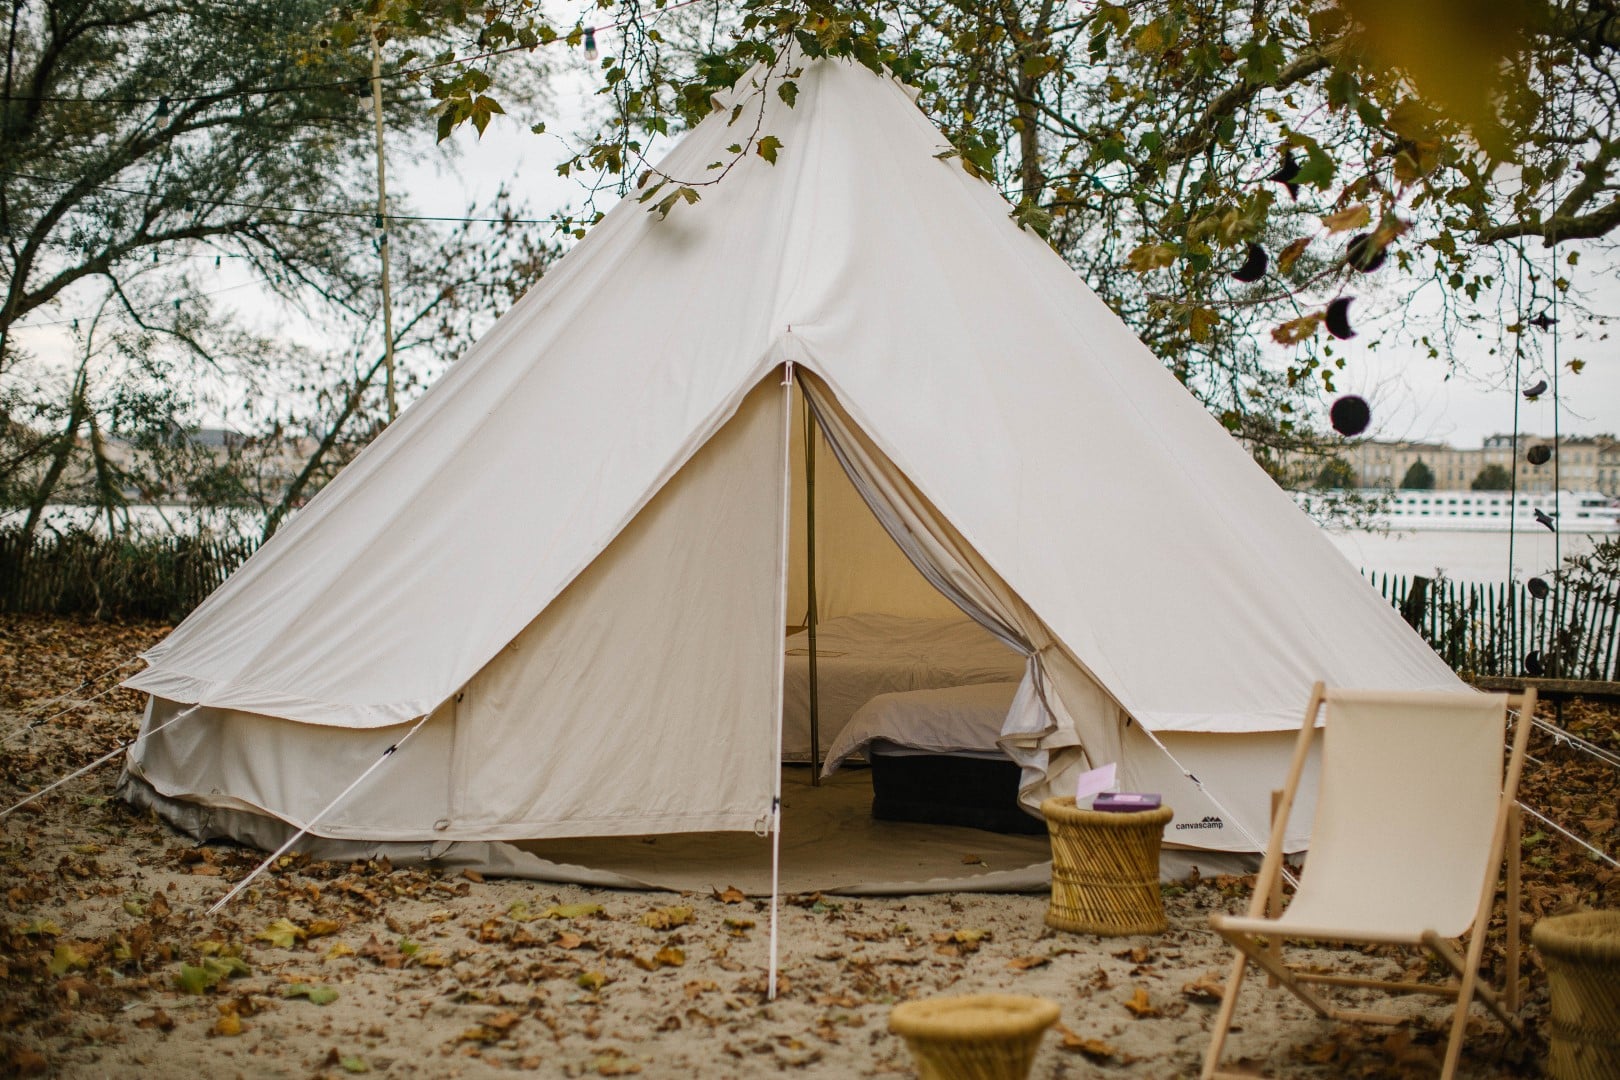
[{"left": 119, "top": 57, "right": 1463, "bottom": 883}]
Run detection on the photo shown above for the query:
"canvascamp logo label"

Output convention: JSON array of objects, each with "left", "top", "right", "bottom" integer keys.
[{"left": 1176, "top": 815, "right": 1224, "bottom": 831}]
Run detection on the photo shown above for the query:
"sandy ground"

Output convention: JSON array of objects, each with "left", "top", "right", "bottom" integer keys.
[{"left": 3, "top": 616, "right": 1604, "bottom": 1078}]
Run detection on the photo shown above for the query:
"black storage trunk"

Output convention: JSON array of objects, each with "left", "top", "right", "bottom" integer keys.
[{"left": 869, "top": 751, "right": 1045, "bottom": 835}]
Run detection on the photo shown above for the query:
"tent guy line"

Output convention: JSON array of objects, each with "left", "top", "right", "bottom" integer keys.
[
  {"left": 1516, "top": 800, "right": 1620, "bottom": 870},
  {"left": 1131, "top": 719, "right": 1303, "bottom": 890},
  {"left": 0, "top": 704, "right": 201, "bottom": 819},
  {"left": 0, "top": 655, "right": 142, "bottom": 735},
  {"left": 206, "top": 713, "right": 433, "bottom": 915},
  {"left": 0, "top": 678, "right": 136, "bottom": 750}
]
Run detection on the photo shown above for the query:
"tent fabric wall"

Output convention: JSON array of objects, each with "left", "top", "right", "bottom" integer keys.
[
  {"left": 785, "top": 391, "right": 959, "bottom": 624},
  {"left": 131, "top": 380, "right": 788, "bottom": 841},
  {"left": 122, "top": 57, "right": 1464, "bottom": 856}
]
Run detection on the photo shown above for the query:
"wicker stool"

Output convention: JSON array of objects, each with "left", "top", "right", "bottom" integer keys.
[
  {"left": 1532, "top": 910, "right": 1620, "bottom": 1080},
  {"left": 1041, "top": 797, "right": 1173, "bottom": 935},
  {"left": 888, "top": 993, "right": 1060, "bottom": 1080}
]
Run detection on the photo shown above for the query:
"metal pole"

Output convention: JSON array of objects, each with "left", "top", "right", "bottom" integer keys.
[
  {"left": 370, "top": 26, "right": 398, "bottom": 423},
  {"left": 804, "top": 396, "right": 820, "bottom": 784}
]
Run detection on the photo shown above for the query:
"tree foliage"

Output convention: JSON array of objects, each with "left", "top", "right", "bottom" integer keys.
[
  {"left": 1401, "top": 458, "right": 1435, "bottom": 489},
  {"left": 1314, "top": 456, "right": 1357, "bottom": 490},
  {"left": 1471, "top": 462, "right": 1514, "bottom": 490},
  {"left": 0, "top": 0, "right": 560, "bottom": 538},
  {"left": 403, "top": 0, "right": 1614, "bottom": 453}
]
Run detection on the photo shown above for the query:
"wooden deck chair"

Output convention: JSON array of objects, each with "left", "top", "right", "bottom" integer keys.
[{"left": 1201, "top": 683, "right": 1535, "bottom": 1080}]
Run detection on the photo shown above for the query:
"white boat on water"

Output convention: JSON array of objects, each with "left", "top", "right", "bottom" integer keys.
[
  {"left": 1298, "top": 489, "right": 1620, "bottom": 534},
  {"left": 1376, "top": 489, "right": 1620, "bottom": 533}
]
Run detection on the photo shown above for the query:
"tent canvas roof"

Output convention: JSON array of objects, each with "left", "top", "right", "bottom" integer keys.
[{"left": 125, "top": 58, "right": 1460, "bottom": 744}]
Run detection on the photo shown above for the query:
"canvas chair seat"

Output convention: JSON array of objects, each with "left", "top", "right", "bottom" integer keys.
[{"left": 1201, "top": 683, "right": 1536, "bottom": 1080}]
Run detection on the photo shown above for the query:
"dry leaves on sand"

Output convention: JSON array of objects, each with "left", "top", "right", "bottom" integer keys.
[{"left": 1123, "top": 986, "right": 1161, "bottom": 1017}]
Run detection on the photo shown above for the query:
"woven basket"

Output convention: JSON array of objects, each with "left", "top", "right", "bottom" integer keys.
[
  {"left": 1041, "top": 797, "right": 1173, "bottom": 935},
  {"left": 1532, "top": 910, "right": 1620, "bottom": 1080},
  {"left": 888, "top": 994, "right": 1061, "bottom": 1080}
]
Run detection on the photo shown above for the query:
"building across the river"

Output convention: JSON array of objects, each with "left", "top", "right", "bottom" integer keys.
[{"left": 1331, "top": 434, "right": 1619, "bottom": 495}]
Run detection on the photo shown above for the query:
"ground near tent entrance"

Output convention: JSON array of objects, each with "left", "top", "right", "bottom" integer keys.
[
  {"left": 4, "top": 618, "right": 1615, "bottom": 1077},
  {"left": 517, "top": 768, "right": 1052, "bottom": 896}
]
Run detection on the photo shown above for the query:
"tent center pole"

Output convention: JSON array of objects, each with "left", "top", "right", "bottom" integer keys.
[{"left": 804, "top": 393, "right": 821, "bottom": 785}]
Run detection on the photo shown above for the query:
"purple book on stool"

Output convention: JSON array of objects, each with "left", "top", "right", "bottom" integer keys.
[{"left": 1093, "top": 792, "right": 1161, "bottom": 813}]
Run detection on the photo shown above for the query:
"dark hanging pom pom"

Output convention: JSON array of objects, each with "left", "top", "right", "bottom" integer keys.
[
  {"left": 1329, "top": 395, "right": 1371, "bottom": 437},
  {"left": 1346, "top": 233, "right": 1386, "bottom": 273}
]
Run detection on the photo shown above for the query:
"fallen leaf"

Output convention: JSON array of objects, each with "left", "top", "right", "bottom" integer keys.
[
  {"left": 305, "top": 919, "right": 342, "bottom": 938},
  {"left": 1056, "top": 1023, "right": 1119, "bottom": 1061},
  {"left": 960, "top": 854, "right": 984, "bottom": 865},
  {"left": 1182, "top": 972, "right": 1227, "bottom": 1001},
  {"left": 640, "top": 906, "right": 694, "bottom": 930},
  {"left": 48, "top": 943, "right": 88, "bottom": 975},
  {"left": 540, "top": 903, "right": 602, "bottom": 921},
  {"left": 212, "top": 1011, "right": 243, "bottom": 1037},
  {"left": 576, "top": 970, "right": 608, "bottom": 991},
  {"left": 255, "top": 918, "right": 307, "bottom": 949},
  {"left": 1123, "top": 986, "right": 1161, "bottom": 1018},
  {"left": 1007, "top": 955, "right": 1050, "bottom": 971},
  {"left": 136, "top": 1008, "right": 174, "bottom": 1032},
  {"left": 284, "top": 983, "right": 339, "bottom": 1006}
]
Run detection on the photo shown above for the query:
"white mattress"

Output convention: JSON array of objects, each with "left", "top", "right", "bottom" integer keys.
[
  {"left": 782, "top": 613, "right": 1025, "bottom": 761},
  {"left": 822, "top": 682, "right": 1022, "bottom": 774}
]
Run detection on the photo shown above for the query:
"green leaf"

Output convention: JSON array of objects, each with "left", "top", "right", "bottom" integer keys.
[
  {"left": 777, "top": 81, "right": 798, "bottom": 107},
  {"left": 49, "top": 943, "right": 88, "bottom": 975},
  {"left": 255, "top": 918, "right": 307, "bottom": 949},
  {"left": 340, "top": 1057, "right": 371, "bottom": 1074},
  {"left": 756, "top": 135, "right": 783, "bottom": 165},
  {"left": 284, "top": 983, "right": 339, "bottom": 1005},
  {"left": 174, "top": 963, "right": 212, "bottom": 995}
]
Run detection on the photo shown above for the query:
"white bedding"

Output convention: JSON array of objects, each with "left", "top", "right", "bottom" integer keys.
[
  {"left": 822, "top": 682, "right": 1022, "bottom": 774},
  {"left": 781, "top": 613, "right": 1025, "bottom": 761}
]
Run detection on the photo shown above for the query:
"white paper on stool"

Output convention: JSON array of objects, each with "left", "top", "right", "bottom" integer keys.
[{"left": 1074, "top": 762, "right": 1117, "bottom": 807}]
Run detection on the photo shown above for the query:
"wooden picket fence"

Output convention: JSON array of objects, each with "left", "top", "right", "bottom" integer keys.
[
  {"left": 0, "top": 529, "right": 258, "bottom": 621},
  {"left": 1368, "top": 571, "right": 1620, "bottom": 681},
  {"left": 2, "top": 527, "right": 1616, "bottom": 680}
]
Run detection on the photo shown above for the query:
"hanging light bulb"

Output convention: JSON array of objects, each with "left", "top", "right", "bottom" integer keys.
[{"left": 584, "top": 27, "right": 598, "bottom": 61}]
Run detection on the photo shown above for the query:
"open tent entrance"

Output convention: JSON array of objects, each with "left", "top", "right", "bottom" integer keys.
[
  {"left": 125, "top": 366, "right": 1308, "bottom": 897},
  {"left": 515, "top": 367, "right": 1063, "bottom": 894}
]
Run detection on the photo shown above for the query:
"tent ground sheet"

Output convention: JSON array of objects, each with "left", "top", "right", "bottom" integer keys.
[{"left": 516, "top": 767, "right": 1052, "bottom": 896}]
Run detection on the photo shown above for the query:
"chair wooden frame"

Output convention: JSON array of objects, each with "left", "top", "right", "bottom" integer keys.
[{"left": 1200, "top": 682, "right": 1535, "bottom": 1080}]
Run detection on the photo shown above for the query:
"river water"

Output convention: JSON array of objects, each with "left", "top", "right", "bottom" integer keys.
[
  {"left": 5, "top": 505, "right": 1609, "bottom": 586},
  {"left": 1320, "top": 527, "right": 1606, "bottom": 583}
]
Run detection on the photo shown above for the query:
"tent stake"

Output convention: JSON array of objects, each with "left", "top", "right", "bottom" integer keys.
[
  {"left": 0, "top": 703, "right": 202, "bottom": 819},
  {"left": 207, "top": 714, "right": 430, "bottom": 915}
]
